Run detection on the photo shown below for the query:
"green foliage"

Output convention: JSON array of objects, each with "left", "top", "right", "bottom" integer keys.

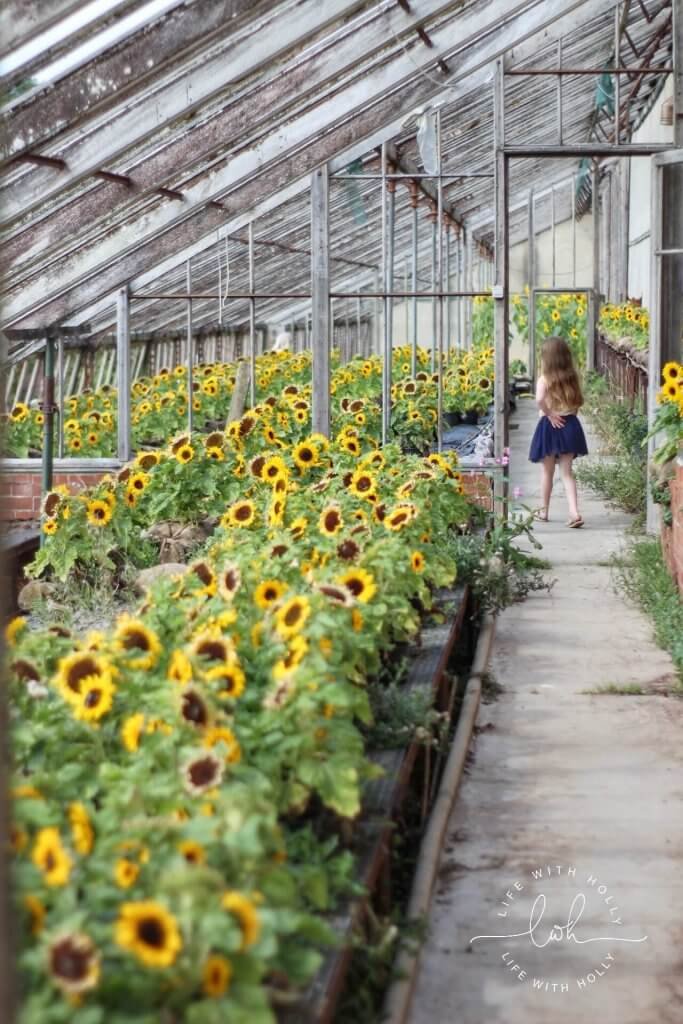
[
  {"left": 576, "top": 372, "right": 647, "bottom": 521},
  {"left": 612, "top": 538, "right": 683, "bottom": 685}
]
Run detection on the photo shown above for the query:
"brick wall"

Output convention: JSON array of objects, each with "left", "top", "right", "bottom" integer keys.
[
  {"left": 661, "top": 462, "right": 683, "bottom": 595},
  {"left": 461, "top": 471, "right": 494, "bottom": 512},
  {"left": 0, "top": 469, "right": 106, "bottom": 521}
]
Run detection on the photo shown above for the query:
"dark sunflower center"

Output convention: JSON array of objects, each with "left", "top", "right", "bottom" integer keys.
[
  {"left": 197, "top": 640, "right": 226, "bottom": 661},
  {"left": 299, "top": 448, "right": 313, "bottom": 462},
  {"left": 284, "top": 604, "right": 302, "bottom": 627},
  {"left": 51, "top": 942, "right": 89, "bottom": 980},
  {"left": 337, "top": 540, "right": 359, "bottom": 561},
  {"left": 11, "top": 659, "right": 40, "bottom": 682},
  {"left": 193, "top": 564, "right": 213, "bottom": 586},
  {"left": 271, "top": 545, "right": 288, "bottom": 557},
  {"left": 138, "top": 918, "right": 165, "bottom": 948},
  {"left": 320, "top": 586, "right": 346, "bottom": 603},
  {"left": 235, "top": 505, "right": 251, "bottom": 522},
  {"left": 189, "top": 758, "right": 218, "bottom": 786},
  {"left": 392, "top": 514, "right": 408, "bottom": 527},
  {"left": 223, "top": 571, "right": 238, "bottom": 591},
  {"left": 324, "top": 512, "right": 340, "bottom": 530},
  {"left": 345, "top": 578, "right": 363, "bottom": 597},
  {"left": 122, "top": 629, "right": 150, "bottom": 652},
  {"left": 45, "top": 851, "right": 56, "bottom": 871},
  {"left": 67, "top": 657, "right": 98, "bottom": 690},
  {"left": 182, "top": 692, "right": 208, "bottom": 726},
  {"left": 264, "top": 588, "right": 277, "bottom": 601},
  {"left": 356, "top": 476, "right": 371, "bottom": 492},
  {"left": 84, "top": 688, "right": 102, "bottom": 709}
]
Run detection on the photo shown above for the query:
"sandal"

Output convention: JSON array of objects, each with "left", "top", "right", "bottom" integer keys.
[
  {"left": 567, "top": 516, "right": 584, "bottom": 528},
  {"left": 534, "top": 509, "right": 548, "bottom": 522}
]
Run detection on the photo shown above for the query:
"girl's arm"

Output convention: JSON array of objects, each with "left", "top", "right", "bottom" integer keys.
[{"left": 536, "top": 376, "right": 565, "bottom": 429}]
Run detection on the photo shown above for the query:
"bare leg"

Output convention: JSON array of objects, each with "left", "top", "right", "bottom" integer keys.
[
  {"left": 559, "top": 453, "right": 580, "bottom": 521},
  {"left": 540, "top": 456, "right": 555, "bottom": 516}
]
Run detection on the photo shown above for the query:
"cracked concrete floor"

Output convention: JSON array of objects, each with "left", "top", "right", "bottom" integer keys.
[{"left": 407, "top": 401, "right": 683, "bottom": 1024}]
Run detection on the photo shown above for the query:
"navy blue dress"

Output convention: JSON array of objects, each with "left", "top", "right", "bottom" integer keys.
[{"left": 529, "top": 413, "right": 588, "bottom": 463}]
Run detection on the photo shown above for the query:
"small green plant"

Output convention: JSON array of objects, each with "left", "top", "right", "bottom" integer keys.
[
  {"left": 581, "top": 683, "right": 645, "bottom": 695},
  {"left": 364, "top": 680, "right": 448, "bottom": 751}
]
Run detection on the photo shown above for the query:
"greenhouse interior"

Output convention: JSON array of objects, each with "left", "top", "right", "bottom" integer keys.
[{"left": 0, "top": 1, "right": 682, "bottom": 1021}]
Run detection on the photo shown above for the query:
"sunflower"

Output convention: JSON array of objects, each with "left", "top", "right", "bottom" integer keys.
[
  {"left": 385, "top": 504, "right": 417, "bottom": 531},
  {"left": 86, "top": 498, "right": 113, "bottom": 528},
  {"left": 136, "top": 451, "right": 160, "bottom": 470},
  {"left": 288, "top": 516, "right": 308, "bottom": 540},
  {"left": 180, "top": 687, "right": 210, "bottom": 729},
  {"left": 316, "top": 583, "right": 354, "bottom": 607},
  {"left": 318, "top": 504, "right": 344, "bottom": 536},
  {"left": 178, "top": 840, "right": 206, "bottom": 865},
  {"left": 206, "top": 662, "right": 246, "bottom": 699},
  {"left": 222, "top": 891, "right": 260, "bottom": 950},
  {"left": 191, "top": 629, "right": 232, "bottom": 665},
  {"left": 203, "top": 725, "right": 241, "bottom": 764},
  {"left": 73, "top": 674, "right": 116, "bottom": 724},
  {"left": 55, "top": 651, "right": 114, "bottom": 706},
  {"left": 203, "top": 954, "right": 232, "bottom": 997},
  {"left": 32, "top": 828, "right": 72, "bottom": 887},
  {"left": 4, "top": 616, "right": 26, "bottom": 647},
  {"left": 226, "top": 499, "right": 256, "bottom": 528},
  {"left": 128, "top": 471, "right": 150, "bottom": 494},
  {"left": 411, "top": 551, "right": 426, "bottom": 573},
  {"left": 274, "top": 596, "right": 311, "bottom": 638},
  {"left": 662, "top": 361, "right": 681, "bottom": 383},
  {"left": 114, "top": 616, "right": 161, "bottom": 670},
  {"left": 10, "top": 402, "right": 29, "bottom": 422},
  {"left": 217, "top": 563, "right": 242, "bottom": 601},
  {"left": 24, "top": 894, "right": 45, "bottom": 935},
  {"left": 250, "top": 580, "right": 287, "bottom": 612},
  {"left": 337, "top": 568, "right": 377, "bottom": 604},
  {"left": 69, "top": 802, "right": 94, "bottom": 856},
  {"left": 182, "top": 751, "right": 224, "bottom": 795},
  {"left": 115, "top": 901, "right": 182, "bottom": 968},
  {"left": 114, "top": 858, "right": 140, "bottom": 889},
  {"left": 293, "top": 440, "right": 319, "bottom": 470},
  {"left": 188, "top": 560, "right": 217, "bottom": 598},
  {"left": 40, "top": 517, "right": 58, "bottom": 537},
  {"left": 121, "top": 713, "right": 146, "bottom": 752},
  {"left": 262, "top": 454, "right": 288, "bottom": 483},
  {"left": 48, "top": 932, "right": 100, "bottom": 995},
  {"left": 175, "top": 444, "right": 194, "bottom": 464}
]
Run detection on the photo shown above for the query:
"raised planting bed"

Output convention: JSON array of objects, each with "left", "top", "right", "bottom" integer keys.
[{"left": 279, "top": 585, "right": 472, "bottom": 1024}]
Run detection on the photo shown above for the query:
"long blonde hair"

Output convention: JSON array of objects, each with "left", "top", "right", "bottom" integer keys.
[{"left": 541, "top": 336, "right": 583, "bottom": 411}]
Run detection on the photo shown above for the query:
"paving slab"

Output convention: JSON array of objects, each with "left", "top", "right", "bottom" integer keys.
[{"left": 408, "top": 403, "right": 683, "bottom": 1024}]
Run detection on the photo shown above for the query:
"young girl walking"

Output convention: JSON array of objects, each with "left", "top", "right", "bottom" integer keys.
[{"left": 529, "top": 336, "right": 588, "bottom": 527}]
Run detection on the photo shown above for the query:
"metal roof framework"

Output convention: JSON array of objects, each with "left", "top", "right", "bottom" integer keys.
[{"left": 0, "top": 0, "right": 674, "bottom": 341}]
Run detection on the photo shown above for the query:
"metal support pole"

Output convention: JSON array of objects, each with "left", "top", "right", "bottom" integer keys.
[
  {"left": 373, "top": 269, "right": 381, "bottom": 357},
  {"left": 571, "top": 175, "right": 577, "bottom": 286},
  {"left": 217, "top": 233, "right": 223, "bottom": 325},
  {"left": 57, "top": 337, "right": 65, "bottom": 459},
  {"left": 557, "top": 38, "right": 563, "bottom": 144},
  {"left": 647, "top": 159, "right": 663, "bottom": 533},
  {"left": 186, "top": 259, "right": 193, "bottom": 432},
  {"left": 614, "top": 3, "right": 621, "bottom": 144},
  {"left": 382, "top": 143, "right": 395, "bottom": 444},
  {"left": 248, "top": 224, "right": 256, "bottom": 408},
  {"left": 528, "top": 190, "right": 536, "bottom": 381},
  {"left": 463, "top": 227, "right": 471, "bottom": 349},
  {"left": 445, "top": 224, "right": 451, "bottom": 358},
  {"left": 41, "top": 333, "right": 55, "bottom": 514},
  {"left": 436, "top": 109, "right": 444, "bottom": 452},
  {"left": 551, "top": 187, "right": 556, "bottom": 287},
  {"left": 116, "top": 286, "right": 132, "bottom": 462},
  {"left": 403, "top": 260, "right": 409, "bottom": 347},
  {"left": 589, "top": 161, "right": 600, "bottom": 373},
  {"left": 675, "top": 0, "right": 683, "bottom": 147},
  {"left": 619, "top": 159, "right": 630, "bottom": 302},
  {"left": 356, "top": 296, "right": 362, "bottom": 359},
  {"left": 311, "top": 166, "right": 330, "bottom": 436},
  {"left": 493, "top": 57, "right": 509, "bottom": 512},
  {"left": 430, "top": 211, "right": 437, "bottom": 371},
  {"left": 411, "top": 190, "right": 419, "bottom": 377}
]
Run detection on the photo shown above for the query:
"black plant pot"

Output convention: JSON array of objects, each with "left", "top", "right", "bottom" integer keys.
[
  {"left": 443, "top": 411, "right": 461, "bottom": 427},
  {"left": 462, "top": 409, "right": 479, "bottom": 425}
]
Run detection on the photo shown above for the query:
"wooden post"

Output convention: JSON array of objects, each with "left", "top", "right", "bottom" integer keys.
[
  {"left": 311, "top": 166, "right": 330, "bottom": 436},
  {"left": 228, "top": 360, "right": 251, "bottom": 423}
]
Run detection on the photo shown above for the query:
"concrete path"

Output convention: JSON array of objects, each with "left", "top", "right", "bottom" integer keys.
[{"left": 408, "top": 400, "right": 683, "bottom": 1024}]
